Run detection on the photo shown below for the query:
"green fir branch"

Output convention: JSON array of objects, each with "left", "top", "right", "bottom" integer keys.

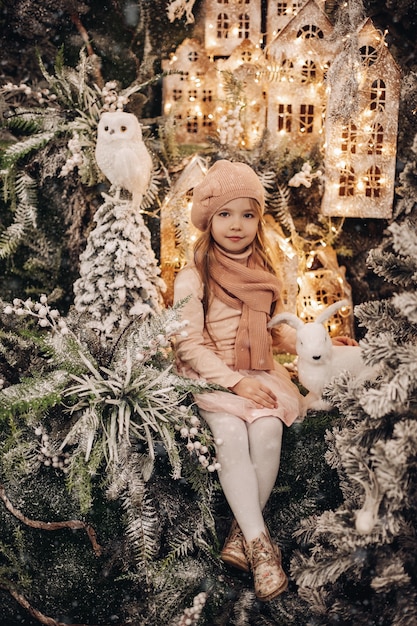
[
  {"left": 0, "top": 370, "right": 69, "bottom": 422},
  {"left": 1, "top": 131, "right": 56, "bottom": 172}
]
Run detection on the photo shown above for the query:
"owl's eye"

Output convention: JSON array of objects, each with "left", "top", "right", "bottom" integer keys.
[
  {"left": 104, "top": 126, "right": 109, "bottom": 131},
  {"left": 120, "top": 126, "right": 127, "bottom": 132}
]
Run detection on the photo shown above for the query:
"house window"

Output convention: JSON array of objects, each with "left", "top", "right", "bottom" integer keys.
[
  {"left": 301, "top": 60, "right": 316, "bottom": 83},
  {"left": 186, "top": 114, "right": 199, "bottom": 134},
  {"left": 241, "top": 50, "right": 252, "bottom": 62},
  {"left": 239, "top": 0, "right": 250, "bottom": 3},
  {"left": 172, "top": 89, "right": 183, "bottom": 101},
  {"left": 367, "top": 123, "right": 384, "bottom": 155},
  {"left": 281, "top": 58, "right": 295, "bottom": 81},
  {"left": 277, "top": 104, "right": 292, "bottom": 132},
  {"left": 202, "top": 115, "right": 213, "bottom": 129},
  {"left": 277, "top": 2, "right": 287, "bottom": 15},
  {"left": 339, "top": 167, "right": 356, "bottom": 197},
  {"left": 178, "top": 71, "right": 189, "bottom": 82},
  {"left": 202, "top": 89, "right": 213, "bottom": 102},
  {"left": 188, "top": 89, "right": 197, "bottom": 102},
  {"left": 217, "top": 0, "right": 229, "bottom": 3},
  {"left": 187, "top": 51, "right": 198, "bottom": 62},
  {"left": 370, "top": 79, "right": 386, "bottom": 111},
  {"left": 299, "top": 104, "right": 314, "bottom": 133},
  {"left": 323, "top": 60, "right": 331, "bottom": 80},
  {"left": 365, "top": 166, "right": 382, "bottom": 197},
  {"left": 239, "top": 13, "right": 250, "bottom": 38},
  {"left": 217, "top": 13, "right": 229, "bottom": 38},
  {"left": 341, "top": 123, "right": 357, "bottom": 154},
  {"left": 360, "top": 45, "right": 378, "bottom": 66},
  {"left": 297, "top": 24, "right": 324, "bottom": 39}
]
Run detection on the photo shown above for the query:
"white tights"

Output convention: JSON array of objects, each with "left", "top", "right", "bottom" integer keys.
[{"left": 200, "top": 411, "right": 283, "bottom": 542}]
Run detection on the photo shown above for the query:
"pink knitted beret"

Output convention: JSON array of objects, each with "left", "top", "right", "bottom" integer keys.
[{"left": 191, "top": 160, "right": 265, "bottom": 231}]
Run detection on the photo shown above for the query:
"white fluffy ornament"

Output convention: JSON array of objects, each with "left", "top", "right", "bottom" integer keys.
[{"left": 95, "top": 111, "right": 153, "bottom": 208}]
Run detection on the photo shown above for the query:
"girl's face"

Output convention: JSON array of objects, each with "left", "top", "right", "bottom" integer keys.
[{"left": 211, "top": 197, "right": 260, "bottom": 254}]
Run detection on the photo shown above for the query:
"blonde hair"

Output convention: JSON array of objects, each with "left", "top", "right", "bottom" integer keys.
[{"left": 193, "top": 199, "right": 278, "bottom": 315}]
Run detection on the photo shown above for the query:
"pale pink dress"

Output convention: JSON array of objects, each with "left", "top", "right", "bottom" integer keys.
[{"left": 173, "top": 255, "right": 302, "bottom": 427}]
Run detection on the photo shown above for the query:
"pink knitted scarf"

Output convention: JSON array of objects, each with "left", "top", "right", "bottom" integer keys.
[{"left": 209, "top": 245, "right": 281, "bottom": 370}]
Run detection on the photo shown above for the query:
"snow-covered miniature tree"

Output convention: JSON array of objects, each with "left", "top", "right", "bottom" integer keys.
[
  {"left": 291, "top": 135, "right": 417, "bottom": 624},
  {"left": 74, "top": 197, "right": 165, "bottom": 338}
]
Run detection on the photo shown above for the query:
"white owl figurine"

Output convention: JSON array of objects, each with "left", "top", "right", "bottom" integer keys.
[{"left": 95, "top": 111, "right": 153, "bottom": 208}]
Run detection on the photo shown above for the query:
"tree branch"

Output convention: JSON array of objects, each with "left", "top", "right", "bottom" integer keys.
[
  {"left": 69, "top": 13, "right": 104, "bottom": 88},
  {"left": 0, "top": 583, "right": 97, "bottom": 626},
  {"left": 0, "top": 483, "right": 102, "bottom": 556}
]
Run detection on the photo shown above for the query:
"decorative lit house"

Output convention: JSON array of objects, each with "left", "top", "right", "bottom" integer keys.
[
  {"left": 215, "top": 39, "right": 267, "bottom": 148},
  {"left": 321, "top": 19, "right": 401, "bottom": 218},
  {"left": 265, "top": 0, "right": 339, "bottom": 151},
  {"left": 161, "top": 38, "right": 217, "bottom": 144},
  {"left": 159, "top": 155, "right": 208, "bottom": 305},
  {"left": 266, "top": 0, "right": 308, "bottom": 43},
  {"left": 203, "top": 0, "right": 263, "bottom": 59}
]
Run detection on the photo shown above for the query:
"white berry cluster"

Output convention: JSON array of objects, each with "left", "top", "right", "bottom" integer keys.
[
  {"left": 217, "top": 106, "right": 244, "bottom": 148},
  {"left": 4, "top": 295, "right": 69, "bottom": 335},
  {"left": 100, "top": 81, "right": 129, "bottom": 112},
  {"left": 1, "top": 82, "right": 57, "bottom": 105},
  {"left": 34, "top": 426, "right": 71, "bottom": 473},
  {"left": 178, "top": 411, "right": 221, "bottom": 473},
  {"left": 177, "top": 592, "right": 207, "bottom": 626},
  {"left": 60, "top": 131, "right": 84, "bottom": 176}
]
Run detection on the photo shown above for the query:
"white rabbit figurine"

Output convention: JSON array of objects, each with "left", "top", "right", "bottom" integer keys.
[{"left": 269, "top": 300, "right": 374, "bottom": 412}]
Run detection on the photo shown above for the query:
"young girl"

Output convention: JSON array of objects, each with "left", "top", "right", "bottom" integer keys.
[{"left": 173, "top": 160, "right": 353, "bottom": 602}]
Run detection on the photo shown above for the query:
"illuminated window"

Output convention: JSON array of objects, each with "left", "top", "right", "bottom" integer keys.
[
  {"left": 281, "top": 58, "right": 295, "bottom": 81},
  {"left": 188, "top": 89, "right": 197, "bottom": 102},
  {"left": 172, "top": 89, "right": 182, "bottom": 101},
  {"left": 339, "top": 167, "right": 355, "bottom": 196},
  {"left": 360, "top": 45, "right": 378, "bottom": 66},
  {"left": 239, "top": 13, "right": 250, "bottom": 38},
  {"left": 277, "top": 2, "right": 287, "bottom": 14},
  {"left": 370, "top": 79, "right": 386, "bottom": 111},
  {"left": 301, "top": 60, "right": 316, "bottom": 83},
  {"left": 277, "top": 103, "right": 292, "bottom": 132},
  {"left": 365, "top": 166, "right": 382, "bottom": 197},
  {"left": 202, "top": 115, "right": 213, "bottom": 129},
  {"left": 186, "top": 114, "right": 199, "bottom": 134},
  {"left": 217, "top": 13, "right": 229, "bottom": 38},
  {"left": 297, "top": 24, "right": 324, "bottom": 39},
  {"left": 367, "top": 123, "right": 384, "bottom": 155},
  {"left": 187, "top": 51, "right": 198, "bottom": 62},
  {"left": 341, "top": 123, "right": 357, "bottom": 154},
  {"left": 299, "top": 104, "right": 314, "bottom": 133},
  {"left": 315, "top": 288, "right": 330, "bottom": 306},
  {"left": 202, "top": 89, "right": 213, "bottom": 102}
]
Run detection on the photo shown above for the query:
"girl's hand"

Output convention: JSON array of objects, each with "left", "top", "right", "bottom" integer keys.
[
  {"left": 332, "top": 336, "right": 358, "bottom": 346},
  {"left": 231, "top": 377, "right": 278, "bottom": 409}
]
